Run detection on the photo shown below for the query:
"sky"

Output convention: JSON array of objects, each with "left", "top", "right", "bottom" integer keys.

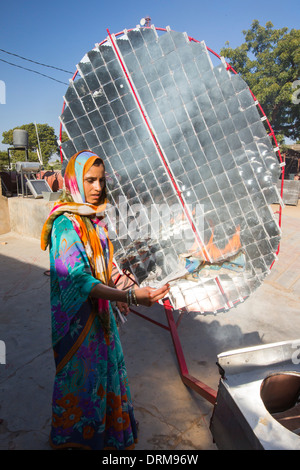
[{"left": 0, "top": 0, "right": 299, "bottom": 153}]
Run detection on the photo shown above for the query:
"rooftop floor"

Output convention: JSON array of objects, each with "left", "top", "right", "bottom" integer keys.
[{"left": 0, "top": 204, "right": 299, "bottom": 450}]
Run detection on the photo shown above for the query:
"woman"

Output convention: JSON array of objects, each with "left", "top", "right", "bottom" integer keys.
[{"left": 41, "top": 150, "right": 169, "bottom": 450}]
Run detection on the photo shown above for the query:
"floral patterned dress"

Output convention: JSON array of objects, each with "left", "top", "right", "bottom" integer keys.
[{"left": 48, "top": 214, "right": 137, "bottom": 450}]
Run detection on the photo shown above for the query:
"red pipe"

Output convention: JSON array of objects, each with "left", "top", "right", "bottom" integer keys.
[
  {"left": 106, "top": 28, "right": 210, "bottom": 263},
  {"left": 129, "top": 307, "right": 170, "bottom": 331},
  {"left": 163, "top": 298, "right": 217, "bottom": 404}
]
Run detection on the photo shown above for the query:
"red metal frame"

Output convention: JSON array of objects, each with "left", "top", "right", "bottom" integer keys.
[
  {"left": 130, "top": 299, "right": 217, "bottom": 404},
  {"left": 114, "top": 268, "right": 217, "bottom": 404},
  {"left": 128, "top": 300, "right": 217, "bottom": 404},
  {"left": 163, "top": 299, "right": 217, "bottom": 404},
  {"left": 106, "top": 28, "right": 210, "bottom": 264}
]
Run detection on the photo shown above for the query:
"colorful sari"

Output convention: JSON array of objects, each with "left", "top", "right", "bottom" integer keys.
[{"left": 41, "top": 151, "right": 138, "bottom": 450}]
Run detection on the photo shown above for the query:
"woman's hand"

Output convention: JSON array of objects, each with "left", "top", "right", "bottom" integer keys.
[
  {"left": 116, "top": 301, "right": 130, "bottom": 316},
  {"left": 134, "top": 284, "right": 170, "bottom": 307}
]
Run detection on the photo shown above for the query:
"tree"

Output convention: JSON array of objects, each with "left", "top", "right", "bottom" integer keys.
[
  {"left": 0, "top": 150, "right": 9, "bottom": 170},
  {"left": 2, "top": 123, "right": 59, "bottom": 166},
  {"left": 61, "top": 131, "right": 69, "bottom": 143},
  {"left": 220, "top": 20, "right": 300, "bottom": 142}
]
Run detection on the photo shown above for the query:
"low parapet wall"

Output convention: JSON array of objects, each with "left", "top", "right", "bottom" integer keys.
[
  {"left": 0, "top": 195, "right": 11, "bottom": 235},
  {"left": 7, "top": 196, "right": 54, "bottom": 240}
]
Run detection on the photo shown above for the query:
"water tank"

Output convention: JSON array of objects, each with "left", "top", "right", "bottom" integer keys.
[
  {"left": 15, "top": 162, "right": 41, "bottom": 173},
  {"left": 13, "top": 129, "right": 28, "bottom": 148}
]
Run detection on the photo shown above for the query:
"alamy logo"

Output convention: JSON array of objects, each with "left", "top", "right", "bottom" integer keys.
[
  {"left": 0, "top": 340, "right": 6, "bottom": 364},
  {"left": 0, "top": 80, "right": 5, "bottom": 104}
]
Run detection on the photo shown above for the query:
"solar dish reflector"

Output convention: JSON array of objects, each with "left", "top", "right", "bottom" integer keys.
[{"left": 59, "top": 26, "right": 282, "bottom": 314}]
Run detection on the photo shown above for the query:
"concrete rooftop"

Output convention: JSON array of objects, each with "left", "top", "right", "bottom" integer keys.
[{"left": 0, "top": 203, "right": 299, "bottom": 450}]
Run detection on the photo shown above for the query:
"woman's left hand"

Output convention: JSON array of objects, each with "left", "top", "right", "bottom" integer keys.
[{"left": 116, "top": 301, "right": 130, "bottom": 316}]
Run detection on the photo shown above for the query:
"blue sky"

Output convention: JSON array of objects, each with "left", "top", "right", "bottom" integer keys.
[{"left": 0, "top": 0, "right": 299, "bottom": 151}]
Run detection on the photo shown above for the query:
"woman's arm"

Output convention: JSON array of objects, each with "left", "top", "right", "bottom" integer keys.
[
  {"left": 90, "top": 283, "right": 127, "bottom": 303},
  {"left": 107, "top": 278, "right": 130, "bottom": 315},
  {"left": 51, "top": 215, "right": 170, "bottom": 309},
  {"left": 90, "top": 283, "right": 170, "bottom": 307}
]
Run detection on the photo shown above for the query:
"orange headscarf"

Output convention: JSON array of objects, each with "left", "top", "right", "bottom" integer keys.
[{"left": 41, "top": 150, "right": 113, "bottom": 285}]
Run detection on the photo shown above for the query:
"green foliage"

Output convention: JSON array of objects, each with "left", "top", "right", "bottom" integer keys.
[
  {"left": 0, "top": 150, "right": 9, "bottom": 170},
  {"left": 60, "top": 131, "right": 69, "bottom": 143},
  {"left": 221, "top": 20, "right": 300, "bottom": 141},
  {"left": 2, "top": 123, "right": 59, "bottom": 166}
]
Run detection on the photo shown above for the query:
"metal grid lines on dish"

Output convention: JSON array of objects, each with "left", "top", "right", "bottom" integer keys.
[{"left": 59, "top": 25, "right": 284, "bottom": 314}]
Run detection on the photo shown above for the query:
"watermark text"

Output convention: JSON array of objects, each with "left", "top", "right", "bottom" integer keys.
[
  {"left": 0, "top": 340, "right": 6, "bottom": 364},
  {"left": 292, "top": 80, "right": 300, "bottom": 105},
  {"left": 103, "top": 197, "right": 205, "bottom": 245},
  {"left": 292, "top": 340, "right": 300, "bottom": 365},
  {"left": 0, "top": 80, "right": 6, "bottom": 104}
]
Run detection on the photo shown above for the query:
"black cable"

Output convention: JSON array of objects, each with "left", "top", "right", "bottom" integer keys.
[
  {"left": 0, "top": 48, "right": 73, "bottom": 74},
  {"left": 0, "top": 57, "right": 69, "bottom": 85}
]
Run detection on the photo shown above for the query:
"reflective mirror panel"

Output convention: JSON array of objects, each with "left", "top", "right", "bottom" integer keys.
[{"left": 60, "top": 27, "right": 282, "bottom": 314}]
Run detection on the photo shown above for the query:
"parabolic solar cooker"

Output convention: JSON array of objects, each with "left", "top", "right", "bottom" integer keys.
[
  {"left": 57, "top": 24, "right": 298, "bottom": 450},
  {"left": 59, "top": 25, "right": 284, "bottom": 315}
]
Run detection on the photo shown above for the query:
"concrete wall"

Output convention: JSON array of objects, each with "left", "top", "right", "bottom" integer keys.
[
  {"left": 7, "top": 197, "right": 54, "bottom": 240},
  {"left": 0, "top": 195, "right": 11, "bottom": 235}
]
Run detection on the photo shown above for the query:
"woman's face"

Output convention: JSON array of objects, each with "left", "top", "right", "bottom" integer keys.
[{"left": 83, "top": 164, "right": 106, "bottom": 205}]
